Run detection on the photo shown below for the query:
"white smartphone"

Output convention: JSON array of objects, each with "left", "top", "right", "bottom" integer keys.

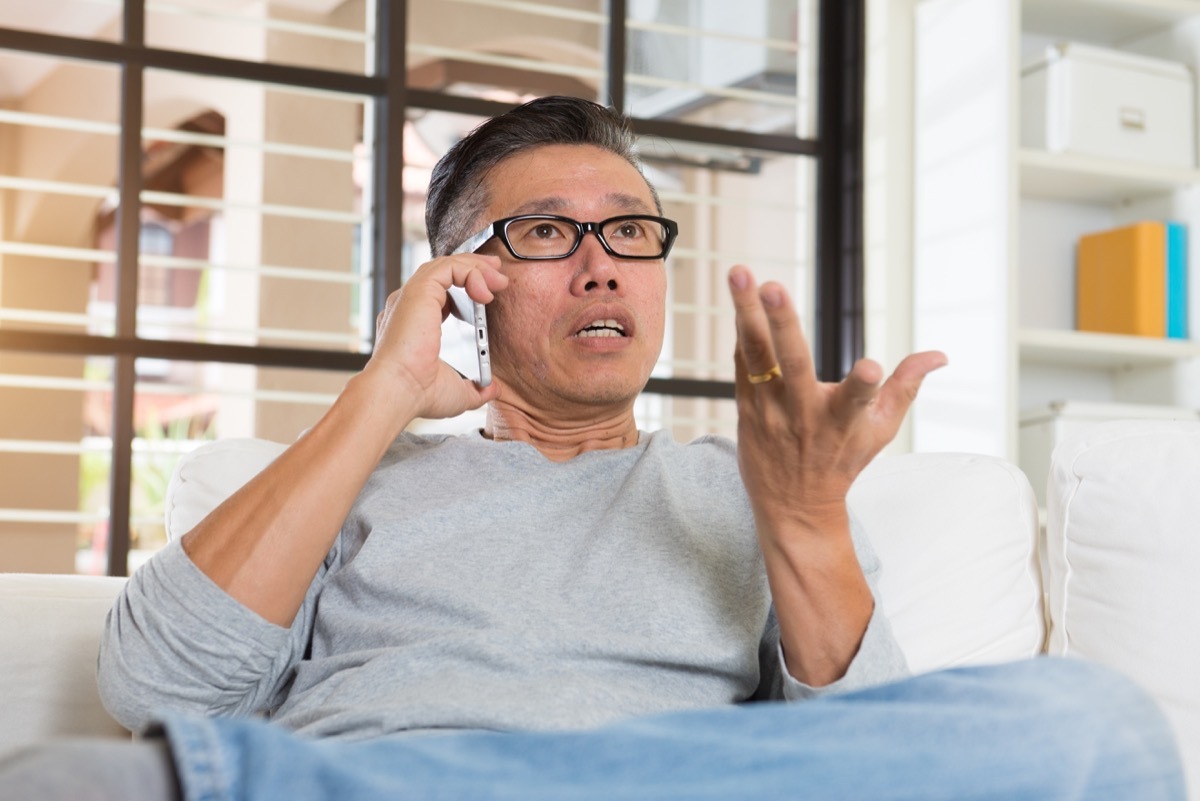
[
  {"left": 443, "top": 286, "right": 492, "bottom": 387},
  {"left": 443, "top": 230, "right": 495, "bottom": 387}
]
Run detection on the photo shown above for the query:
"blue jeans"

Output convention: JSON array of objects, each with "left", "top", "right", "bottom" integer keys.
[
  {"left": 150, "top": 658, "right": 1184, "bottom": 801},
  {"left": 0, "top": 658, "right": 1185, "bottom": 801}
]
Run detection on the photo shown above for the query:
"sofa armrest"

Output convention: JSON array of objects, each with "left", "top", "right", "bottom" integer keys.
[
  {"left": 0, "top": 573, "right": 131, "bottom": 754},
  {"left": 1046, "top": 419, "right": 1200, "bottom": 794}
]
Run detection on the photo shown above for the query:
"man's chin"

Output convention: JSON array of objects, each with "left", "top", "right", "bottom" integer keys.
[
  {"left": 551, "top": 370, "right": 649, "bottom": 409},
  {"left": 492, "top": 357, "right": 654, "bottom": 411}
]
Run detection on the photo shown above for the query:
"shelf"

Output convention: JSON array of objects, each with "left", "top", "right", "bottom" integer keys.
[
  {"left": 1022, "top": 0, "right": 1200, "bottom": 45},
  {"left": 1019, "top": 149, "right": 1200, "bottom": 203},
  {"left": 1019, "top": 328, "right": 1200, "bottom": 368}
]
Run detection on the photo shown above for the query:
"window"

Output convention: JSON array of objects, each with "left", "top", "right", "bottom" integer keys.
[{"left": 0, "top": 0, "right": 863, "bottom": 575}]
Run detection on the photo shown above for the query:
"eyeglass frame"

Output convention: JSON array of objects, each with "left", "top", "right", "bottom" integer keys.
[{"left": 450, "top": 214, "right": 679, "bottom": 261}]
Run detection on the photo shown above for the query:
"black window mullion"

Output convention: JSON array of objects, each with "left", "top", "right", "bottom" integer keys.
[
  {"left": 107, "top": 0, "right": 146, "bottom": 577},
  {"left": 630, "top": 117, "right": 818, "bottom": 156},
  {"left": 0, "top": 27, "right": 384, "bottom": 99},
  {"left": 605, "top": 0, "right": 627, "bottom": 110},
  {"left": 814, "top": 0, "right": 866, "bottom": 382},
  {"left": 108, "top": 365, "right": 136, "bottom": 577},
  {"left": 373, "top": 0, "right": 409, "bottom": 318},
  {"left": 0, "top": 330, "right": 370, "bottom": 372}
]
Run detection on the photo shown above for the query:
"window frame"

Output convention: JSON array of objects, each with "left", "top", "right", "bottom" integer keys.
[{"left": 0, "top": 0, "right": 865, "bottom": 575}]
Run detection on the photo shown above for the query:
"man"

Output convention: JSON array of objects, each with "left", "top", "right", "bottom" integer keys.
[{"left": 0, "top": 96, "right": 1185, "bottom": 801}]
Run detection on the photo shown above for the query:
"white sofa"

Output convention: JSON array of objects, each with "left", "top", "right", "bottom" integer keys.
[{"left": 1, "top": 420, "right": 1196, "bottom": 795}]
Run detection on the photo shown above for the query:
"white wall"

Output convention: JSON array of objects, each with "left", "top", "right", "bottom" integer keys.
[
  {"left": 911, "top": 0, "right": 1017, "bottom": 458},
  {"left": 864, "top": 0, "right": 918, "bottom": 454}
]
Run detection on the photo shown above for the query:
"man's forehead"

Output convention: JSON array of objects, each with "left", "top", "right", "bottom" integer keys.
[
  {"left": 508, "top": 192, "right": 655, "bottom": 218},
  {"left": 481, "top": 144, "right": 657, "bottom": 218}
]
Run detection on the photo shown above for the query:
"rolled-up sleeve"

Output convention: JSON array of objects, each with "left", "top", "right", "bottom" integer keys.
[
  {"left": 758, "top": 510, "right": 910, "bottom": 701},
  {"left": 97, "top": 539, "right": 330, "bottom": 733},
  {"left": 776, "top": 600, "right": 909, "bottom": 700}
]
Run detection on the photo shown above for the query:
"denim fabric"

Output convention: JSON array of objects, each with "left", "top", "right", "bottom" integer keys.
[{"left": 157, "top": 658, "right": 1186, "bottom": 801}]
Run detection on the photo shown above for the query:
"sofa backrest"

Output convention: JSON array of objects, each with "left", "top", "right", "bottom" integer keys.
[
  {"left": 850, "top": 452, "right": 1045, "bottom": 673},
  {"left": 166, "top": 441, "right": 1048, "bottom": 675}
]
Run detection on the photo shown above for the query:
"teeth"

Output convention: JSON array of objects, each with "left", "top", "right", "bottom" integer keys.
[{"left": 576, "top": 318, "right": 626, "bottom": 338}]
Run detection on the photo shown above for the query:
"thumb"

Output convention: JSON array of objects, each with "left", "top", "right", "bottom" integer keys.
[{"left": 877, "top": 351, "right": 948, "bottom": 419}]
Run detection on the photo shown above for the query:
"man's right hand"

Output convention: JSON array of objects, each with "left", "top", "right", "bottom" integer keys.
[
  {"left": 364, "top": 253, "right": 509, "bottom": 427},
  {"left": 178, "top": 252, "right": 508, "bottom": 627}
]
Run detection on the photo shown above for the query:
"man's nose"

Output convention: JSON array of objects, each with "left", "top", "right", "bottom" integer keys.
[{"left": 571, "top": 232, "right": 621, "bottom": 294}]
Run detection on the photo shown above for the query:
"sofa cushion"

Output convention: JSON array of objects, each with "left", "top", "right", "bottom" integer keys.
[
  {"left": 166, "top": 438, "right": 288, "bottom": 540},
  {"left": 1046, "top": 419, "right": 1200, "bottom": 792},
  {"left": 0, "top": 573, "right": 130, "bottom": 753},
  {"left": 849, "top": 452, "right": 1045, "bottom": 674}
]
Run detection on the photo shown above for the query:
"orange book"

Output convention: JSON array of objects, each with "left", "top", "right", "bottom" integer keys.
[{"left": 1076, "top": 222, "right": 1166, "bottom": 337}]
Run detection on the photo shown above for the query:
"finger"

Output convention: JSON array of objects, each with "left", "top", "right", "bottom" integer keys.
[
  {"left": 409, "top": 253, "right": 501, "bottom": 303},
  {"left": 452, "top": 255, "right": 505, "bottom": 304},
  {"left": 457, "top": 367, "right": 504, "bottom": 409},
  {"left": 732, "top": 348, "right": 754, "bottom": 401},
  {"left": 757, "top": 281, "right": 818, "bottom": 393},
  {"left": 828, "top": 358, "right": 884, "bottom": 426},
  {"left": 727, "top": 265, "right": 778, "bottom": 380},
  {"left": 732, "top": 349, "right": 781, "bottom": 430},
  {"left": 875, "top": 350, "right": 949, "bottom": 420},
  {"left": 375, "top": 287, "right": 401, "bottom": 338},
  {"left": 893, "top": 350, "right": 949, "bottom": 382},
  {"left": 424, "top": 361, "right": 504, "bottom": 418},
  {"left": 405, "top": 254, "right": 501, "bottom": 321},
  {"left": 478, "top": 373, "right": 504, "bottom": 404}
]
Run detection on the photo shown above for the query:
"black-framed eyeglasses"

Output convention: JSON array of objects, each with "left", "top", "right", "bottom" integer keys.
[{"left": 451, "top": 214, "right": 679, "bottom": 261}]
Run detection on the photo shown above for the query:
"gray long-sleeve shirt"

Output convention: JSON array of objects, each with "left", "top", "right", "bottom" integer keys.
[{"left": 99, "top": 430, "right": 908, "bottom": 738}]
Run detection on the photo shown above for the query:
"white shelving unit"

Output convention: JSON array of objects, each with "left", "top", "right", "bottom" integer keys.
[
  {"left": 1019, "top": 327, "right": 1200, "bottom": 368},
  {"left": 1021, "top": 0, "right": 1200, "bottom": 45},
  {"left": 1018, "top": 149, "right": 1200, "bottom": 204},
  {"left": 912, "top": 0, "right": 1200, "bottom": 463}
]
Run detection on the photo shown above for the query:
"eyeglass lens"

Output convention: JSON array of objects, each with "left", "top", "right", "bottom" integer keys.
[{"left": 503, "top": 217, "right": 668, "bottom": 259}]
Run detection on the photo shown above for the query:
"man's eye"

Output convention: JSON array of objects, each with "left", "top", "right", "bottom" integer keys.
[
  {"left": 613, "top": 223, "right": 644, "bottom": 239},
  {"left": 532, "top": 224, "right": 562, "bottom": 239}
]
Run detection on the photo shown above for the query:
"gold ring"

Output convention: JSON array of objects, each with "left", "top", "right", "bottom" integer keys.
[{"left": 747, "top": 364, "right": 782, "bottom": 384}]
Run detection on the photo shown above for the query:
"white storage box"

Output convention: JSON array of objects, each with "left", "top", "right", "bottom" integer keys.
[
  {"left": 1019, "top": 401, "right": 1200, "bottom": 506},
  {"left": 1021, "top": 42, "right": 1196, "bottom": 169}
]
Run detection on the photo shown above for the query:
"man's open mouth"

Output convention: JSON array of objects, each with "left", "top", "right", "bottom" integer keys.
[{"left": 574, "top": 319, "right": 627, "bottom": 338}]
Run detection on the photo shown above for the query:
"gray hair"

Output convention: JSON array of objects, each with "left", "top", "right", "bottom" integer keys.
[{"left": 425, "top": 95, "right": 661, "bottom": 257}]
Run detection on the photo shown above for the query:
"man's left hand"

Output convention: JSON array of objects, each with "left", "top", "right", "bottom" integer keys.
[
  {"left": 728, "top": 264, "right": 947, "bottom": 534},
  {"left": 727, "top": 264, "right": 946, "bottom": 686}
]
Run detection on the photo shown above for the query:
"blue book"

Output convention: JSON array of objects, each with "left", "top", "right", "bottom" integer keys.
[{"left": 1166, "top": 221, "right": 1188, "bottom": 339}]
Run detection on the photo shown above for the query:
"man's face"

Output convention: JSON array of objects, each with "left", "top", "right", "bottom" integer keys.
[{"left": 474, "top": 143, "right": 667, "bottom": 415}]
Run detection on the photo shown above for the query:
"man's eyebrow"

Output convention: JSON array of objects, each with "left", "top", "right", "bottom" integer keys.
[{"left": 509, "top": 192, "right": 654, "bottom": 217}]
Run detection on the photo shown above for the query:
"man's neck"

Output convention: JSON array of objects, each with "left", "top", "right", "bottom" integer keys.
[{"left": 483, "top": 402, "right": 640, "bottom": 462}]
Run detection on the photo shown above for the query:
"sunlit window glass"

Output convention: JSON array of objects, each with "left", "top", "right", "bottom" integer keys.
[
  {"left": 625, "top": 0, "right": 817, "bottom": 137},
  {"left": 407, "top": 0, "right": 606, "bottom": 104},
  {"left": 146, "top": 0, "right": 374, "bottom": 75}
]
